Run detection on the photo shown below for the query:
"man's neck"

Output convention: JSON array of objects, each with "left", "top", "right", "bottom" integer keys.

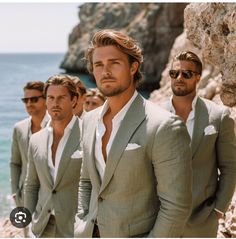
[
  {"left": 31, "top": 111, "right": 46, "bottom": 133},
  {"left": 51, "top": 114, "right": 73, "bottom": 137},
  {"left": 172, "top": 93, "right": 196, "bottom": 122},
  {"left": 106, "top": 88, "right": 135, "bottom": 119}
]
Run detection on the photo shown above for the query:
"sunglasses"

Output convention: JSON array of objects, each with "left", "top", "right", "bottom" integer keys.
[
  {"left": 21, "top": 95, "right": 44, "bottom": 104},
  {"left": 169, "top": 70, "right": 199, "bottom": 79}
]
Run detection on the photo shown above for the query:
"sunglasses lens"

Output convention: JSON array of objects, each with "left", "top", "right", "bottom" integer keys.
[
  {"left": 169, "top": 70, "right": 179, "bottom": 79},
  {"left": 30, "top": 97, "right": 38, "bottom": 103},
  {"left": 182, "top": 71, "right": 193, "bottom": 79},
  {"left": 21, "top": 98, "right": 28, "bottom": 103},
  {"left": 21, "top": 96, "right": 43, "bottom": 104}
]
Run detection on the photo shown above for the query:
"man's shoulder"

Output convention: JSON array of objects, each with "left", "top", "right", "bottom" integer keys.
[
  {"left": 29, "top": 127, "right": 48, "bottom": 144},
  {"left": 145, "top": 99, "right": 177, "bottom": 119},
  {"left": 198, "top": 97, "right": 229, "bottom": 115},
  {"left": 14, "top": 117, "right": 30, "bottom": 129}
]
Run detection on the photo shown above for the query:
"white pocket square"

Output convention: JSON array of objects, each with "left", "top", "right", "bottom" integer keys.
[
  {"left": 204, "top": 125, "right": 217, "bottom": 135},
  {"left": 125, "top": 143, "right": 141, "bottom": 150},
  {"left": 71, "top": 150, "right": 83, "bottom": 158}
]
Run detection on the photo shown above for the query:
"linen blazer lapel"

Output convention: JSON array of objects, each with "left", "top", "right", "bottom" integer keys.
[
  {"left": 21, "top": 118, "right": 31, "bottom": 159},
  {"left": 38, "top": 129, "right": 54, "bottom": 187},
  {"left": 99, "top": 94, "right": 146, "bottom": 194},
  {"left": 85, "top": 112, "right": 102, "bottom": 190},
  {"left": 191, "top": 97, "right": 209, "bottom": 157},
  {"left": 54, "top": 118, "right": 80, "bottom": 188}
]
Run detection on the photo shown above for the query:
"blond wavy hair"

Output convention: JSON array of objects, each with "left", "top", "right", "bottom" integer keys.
[{"left": 85, "top": 29, "right": 143, "bottom": 85}]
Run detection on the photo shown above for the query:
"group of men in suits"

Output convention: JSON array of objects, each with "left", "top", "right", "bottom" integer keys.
[{"left": 10, "top": 29, "right": 236, "bottom": 238}]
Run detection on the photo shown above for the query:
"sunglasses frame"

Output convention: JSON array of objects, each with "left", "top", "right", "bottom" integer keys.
[
  {"left": 21, "top": 95, "right": 44, "bottom": 104},
  {"left": 169, "top": 69, "right": 200, "bottom": 80}
]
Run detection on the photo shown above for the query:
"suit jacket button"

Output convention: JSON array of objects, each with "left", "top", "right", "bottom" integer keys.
[
  {"left": 52, "top": 190, "right": 56, "bottom": 194},
  {"left": 98, "top": 196, "right": 103, "bottom": 202},
  {"left": 48, "top": 209, "right": 51, "bottom": 213}
]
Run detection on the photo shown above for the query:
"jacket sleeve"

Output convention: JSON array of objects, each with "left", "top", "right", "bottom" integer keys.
[
  {"left": 215, "top": 108, "right": 236, "bottom": 212},
  {"left": 10, "top": 126, "right": 22, "bottom": 195},
  {"left": 148, "top": 116, "right": 193, "bottom": 237},
  {"left": 24, "top": 139, "right": 40, "bottom": 214}
]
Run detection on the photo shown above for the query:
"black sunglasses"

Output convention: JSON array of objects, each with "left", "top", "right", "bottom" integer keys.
[
  {"left": 169, "top": 70, "right": 200, "bottom": 79},
  {"left": 21, "top": 95, "right": 44, "bottom": 104}
]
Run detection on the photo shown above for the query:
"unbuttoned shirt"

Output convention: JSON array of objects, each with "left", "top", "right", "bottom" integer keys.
[
  {"left": 95, "top": 91, "right": 138, "bottom": 181},
  {"left": 28, "top": 112, "right": 50, "bottom": 138},
  {"left": 47, "top": 115, "right": 78, "bottom": 183},
  {"left": 168, "top": 95, "right": 198, "bottom": 139}
]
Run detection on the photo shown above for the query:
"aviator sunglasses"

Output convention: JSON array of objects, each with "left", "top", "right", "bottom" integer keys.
[
  {"left": 21, "top": 95, "right": 45, "bottom": 104},
  {"left": 169, "top": 69, "right": 200, "bottom": 80}
]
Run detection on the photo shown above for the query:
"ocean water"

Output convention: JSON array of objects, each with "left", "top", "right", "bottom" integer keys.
[{"left": 0, "top": 53, "right": 95, "bottom": 218}]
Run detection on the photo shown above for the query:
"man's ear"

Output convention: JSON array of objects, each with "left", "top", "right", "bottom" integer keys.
[
  {"left": 130, "top": 61, "right": 139, "bottom": 76},
  {"left": 72, "top": 96, "right": 77, "bottom": 109},
  {"left": 196, "top": 74, "right": 201, "bottom": 83}
]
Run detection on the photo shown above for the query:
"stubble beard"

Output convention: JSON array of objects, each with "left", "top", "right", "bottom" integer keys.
[{"left": 171, "top": 85, "right": 194, "bottom": 97}]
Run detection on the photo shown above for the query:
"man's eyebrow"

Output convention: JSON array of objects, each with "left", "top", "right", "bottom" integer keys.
[{"left": 93, "top": 58, "right": 121, "bottom": 64}]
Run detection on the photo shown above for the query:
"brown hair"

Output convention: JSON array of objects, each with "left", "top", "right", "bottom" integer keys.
[
  {"left": 86, "top": 88, "right": 106, "bottom": 103},
  {"left": 71, "top": 76, "right": 87, "bottom": 96},
  {"left": 23, "top": 81, "right": 45, "bottom": 94},
  {"left": 85, "top": 29, "right": 143, "bottom": 84},
  {"left": 44, "top": 74, "right": 78, "bottom": 99},
  {"left": 174, "top": 51, "right": 203, "bottom": 75}
]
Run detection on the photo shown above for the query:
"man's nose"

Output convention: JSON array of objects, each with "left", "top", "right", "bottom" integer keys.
[
  {"left": 102, "top": 65, "right": 111, "bottom": 77},
  {"left": 176, "top": 72, "right": 183, "bottom": 81}
]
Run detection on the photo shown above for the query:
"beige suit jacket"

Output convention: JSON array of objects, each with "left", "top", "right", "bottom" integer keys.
[
  {"left": 162, "top": 96, "right": 236, "bottom": 237},
  {"left": 24, "top": 117, "right": 82, "bottom": 237},
  {"left": 10, "top": 116, "right": 49, "bottom": 206},
  {"left": 74, "top": 94, "right": 193, "bottom": 237}
]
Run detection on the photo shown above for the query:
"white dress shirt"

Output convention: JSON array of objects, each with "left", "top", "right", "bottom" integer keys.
[
  {"left": 95, "top": 91, "right": 138, "bottom": 181},
  {"left": 168, "top": 95, "right": 198, "bottom": 139},
  {"left": 28, "top": 111, "right": 50, "bottom": 138},
  {"left": 47, "top": 115, "right": 78, "bottom": 183}
]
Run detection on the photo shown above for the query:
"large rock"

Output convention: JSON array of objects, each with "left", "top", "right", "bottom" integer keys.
[
  {"left": 150, "top": 3, "right": 236, "bottom": 123},
  {"left": 60, "top": 3, "right": 187, "bottom": 90},
  {"left": 184, "top": 3, "right": 236, "bottom": 107}
]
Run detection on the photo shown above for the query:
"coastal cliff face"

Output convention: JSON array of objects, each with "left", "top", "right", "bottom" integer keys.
[
  {"left": 60, "top": 3, "right": 187, "bottom": 90},
  {"left": 150, "top": 3, "right": 236, "bottom": 119},
  {"left": 185, "top": 3, "right": 236, "bottom": 107}
]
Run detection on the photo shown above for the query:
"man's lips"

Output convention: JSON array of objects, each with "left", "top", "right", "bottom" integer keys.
[
  {"left": 101, "top": 78, "right": 116, "bottom": 83},
  {"left": 174, "top": 83, "right": 185, "bottom": 87},
  {"left": 52, "top": 108, "right": 61, "bottom": 112}
]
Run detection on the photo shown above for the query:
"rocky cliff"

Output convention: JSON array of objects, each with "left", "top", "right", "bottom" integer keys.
[
  {"left": 60, "top": 3, "right": 187, "bottom": 90},
  {"left": 150, "top": 3, "right": 236, "bottom": 119},
  {"left": 184, "top": 3, "right": 236, "bottom": 107}
]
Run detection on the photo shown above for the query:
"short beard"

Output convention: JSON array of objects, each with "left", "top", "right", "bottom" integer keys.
[
  {"left": 171, "top": 85, "right": 194, "bottom": 97},
  {"left": 99, "top": 86, "right": 124, "bottom": 97}
]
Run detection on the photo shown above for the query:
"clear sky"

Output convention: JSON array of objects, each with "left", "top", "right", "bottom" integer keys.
[{"left": 0, "top": 3, "right": 81, "bottom": 53}]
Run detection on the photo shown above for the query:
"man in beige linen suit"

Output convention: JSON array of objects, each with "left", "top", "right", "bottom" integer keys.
[
  {"left": 10, "top": 81, "right": 49, "bottom": 208},
  {"left": 74, "top": 29, "right": 193, "bottom": 237},
  {"left": 162, "top": 51, "right": 236, "bottom": 237},
  {"left": 24, "top": 75, "right": 82, "bottom": 237}
]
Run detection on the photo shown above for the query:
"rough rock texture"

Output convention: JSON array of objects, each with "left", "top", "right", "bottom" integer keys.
[
  {"left": 149, "top": 3, "right": 236, "bottom": 123},
  {"left": 60, "top": 3, "right": 187, "bottom": 90},
  {"left": 185, "top": 3, "right": 236, "bottom": 107}
]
